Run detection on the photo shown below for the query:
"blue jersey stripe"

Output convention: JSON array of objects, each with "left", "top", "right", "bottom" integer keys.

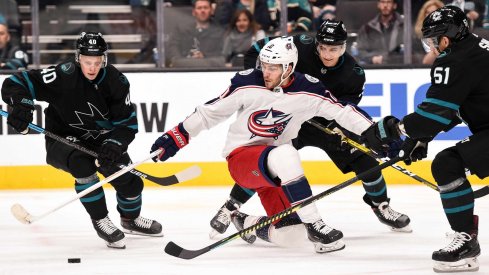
[
  {"left": 424, "top": 98, "right": 459, "bottom": 110},
  {"left": 21, "top": 71, "right": 36, "bottom": 100},
  {"left": 415, "top": 108, "right": 451, "bottom": 125}
]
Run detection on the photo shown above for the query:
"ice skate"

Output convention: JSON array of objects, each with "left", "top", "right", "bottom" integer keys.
[
  {"left": 121, "top": 216, "right": 163, "bottom": 237},
  {"left": 230, "top": 211, "right": 257, "bottom": 244},
  {"left": 372, "top": 200, "right": 412, "bottom": 232},
  {"left": 432, "top": 232, "right": 480, "bottom": 273},
  {"left": 209, "top": 200, "right": 238, "bottom": 238},
  {"left": 305, "top": 219, "right": 345, "bottom": 253},
  {"left": 92, "top": 215, "right": 126, "bottom": 249}
]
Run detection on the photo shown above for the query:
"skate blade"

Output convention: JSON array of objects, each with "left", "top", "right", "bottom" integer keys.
[
  {"left": 106, "top": 240, "right": 126, "bottom": 249},
  {"left": 122, "top": 228, "right": 164, "bottom": 237},
  {"left": 390, "top": 224, "right": 413, "bottom": 233},
  {"left": 313, "top": 240, "right": 346, "bottom": 253},
  {"left": 433, "top": 257, "right": 479, "bottom": 273}
]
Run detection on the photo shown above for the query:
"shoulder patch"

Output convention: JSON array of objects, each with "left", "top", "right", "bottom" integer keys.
[
  {"left": 305, "top": 74, "right": 319, "bottom": 83},
  {"left": 60, "top": 62, "right": 75, "bottom": 74},
  {"left": 353, "top": 65, "right": 364, "bottom": 75},
  {"left": 299, "top": 34, "right": 314, "bottom": 45},
  {"left": 119, "top": 74, "right": 129, "bottom": 85},
  {"left": 238, "top": 68, "right": 254, "bottom": 75},
  {"left": 437, "top": 48, "right": 451, "bottom": 59}
]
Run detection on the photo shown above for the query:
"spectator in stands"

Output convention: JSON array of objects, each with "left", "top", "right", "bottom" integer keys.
[
  {"left": 312, "top": 4, "right": 336, "bottom": 30},
  {"left": 214, "top": 0, "right": 273, "bottom": 31},
  {"left": 445, "top": 0, "right": 486, "bottom": 30},
  {"left": 222, "top": 9, "right": 265, "bottom": 67},
  {"left": 268, "top": 0, "right": 313, "bottom": 33},
  {"left": 413, "top": 0, "right": 444, "bottom": 65},
  {"left": 127, "top": 0, "right": 158, "bottom": 64},
  {"left": 167, "top": 0, "right": 225, "bottom": 67},
  {"left": 0, "top": 19, "right": 28, "bottom": 70},
  {"left": 0, "top": 1, "right": 21, "bottom": 45},
  {"left": 356, "top": 0, "right": 404, "bottom": 65}
]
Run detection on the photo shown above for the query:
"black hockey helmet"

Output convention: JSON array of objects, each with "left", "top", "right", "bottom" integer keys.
[
  {"left": 421, "top": 6, "right": 469, "bottom": 42},
  {"left": 75, "top": 32, "right": 108, "bottom": 66},
  {"left": 315, "top": 20, "right": 347, "bottom": 46}
]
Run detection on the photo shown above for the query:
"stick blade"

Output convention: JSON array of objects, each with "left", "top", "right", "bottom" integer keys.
[
  {"left": 164, "top": 241, "right": 209, "bottom": 260},
  {"left": 175, "top": 165, "right": 201, "bottom": 183},
  {"left": 11, "top": 203, "right": 33, "bottom": 224}
]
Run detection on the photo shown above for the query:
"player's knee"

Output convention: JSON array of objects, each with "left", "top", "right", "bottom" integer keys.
[
  {"left": 432, "top": 149, "right": 465, "bottom": 184},
  {"left": 267, "top": 144, "right": 303, "bottom": 178},
  {"left": 67, "top": 151, "right": 97, "bottom": 178},
  {"left": 114, "top": 176, "right": 144, "bottom": 198}
]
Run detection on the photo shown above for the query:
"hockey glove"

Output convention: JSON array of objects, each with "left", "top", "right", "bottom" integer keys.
[
  {"left": 7, "top": 101, "right": 34, "bottom": 135},
  {"left": 382, "top": 139, "right": 403, "bottom": 159},
  {"left": 98, "top": 139, "right": 126, "bottom": 168},
  {"left": 361, "top": 116, "right": 401, "bottom": 155},
  {"left": 324, "top": 122, "right": 349, "bottom": 152},
  {"left": 151, "top": 123, "right": 189, "bottom": 162},
  {"left": 399, "top": 138, "right": 429, "bottom": 165}
]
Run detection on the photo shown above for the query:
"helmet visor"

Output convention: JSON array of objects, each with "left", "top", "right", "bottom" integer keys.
[{"left": 421, "top": 36, "right": 439, "bottom": 53}]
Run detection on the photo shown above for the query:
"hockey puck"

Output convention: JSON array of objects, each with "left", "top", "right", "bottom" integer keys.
[{"left": 68, "top": 258, "right": 81, "bottom": 263}]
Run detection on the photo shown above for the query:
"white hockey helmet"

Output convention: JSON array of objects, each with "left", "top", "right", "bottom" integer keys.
[{"left": 259, "top": 36, "right": 298, "bottom": 76}]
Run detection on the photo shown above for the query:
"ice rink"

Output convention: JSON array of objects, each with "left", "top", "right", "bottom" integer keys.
[{"left": 1, "top": 184, "right": 489, "bottom": 275}]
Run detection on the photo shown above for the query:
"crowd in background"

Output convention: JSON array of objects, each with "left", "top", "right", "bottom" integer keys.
[{"left": 1, "top": 0, "right": 489, "bottom": 69}]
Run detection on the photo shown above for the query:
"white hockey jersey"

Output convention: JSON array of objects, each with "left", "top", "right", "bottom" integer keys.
[{"left": 183, "top": 69, "right": 373, "bottom": 157}]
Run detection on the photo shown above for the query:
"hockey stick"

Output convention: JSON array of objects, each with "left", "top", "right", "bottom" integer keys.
[
  {"left": 0, "top": 109, "right": 199, "bottom": 186},
  {"left": 164, "top": 156, "right": 402, "bottom": 260},
  {"left": 11, "top": 148, "right": 201, "bottom": 224},
  {"left": 306, "top": 120, "right": 489, "bottom": 199},
  {"left": 11, "top": 149, "right": 161, "bottom": 224},
  {"left": 305, "top": 119, "right": 440, "bottom": 192}
]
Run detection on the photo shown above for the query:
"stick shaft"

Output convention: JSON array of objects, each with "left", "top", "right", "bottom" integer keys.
[
  {"left": 306, "top": 119, "right": 439, "bottom": 191},
  {"left": 29, "top": 149, "right": 162, "bottom": 223}
]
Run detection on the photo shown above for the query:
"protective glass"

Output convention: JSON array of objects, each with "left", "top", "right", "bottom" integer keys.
[{"left": 421, "top": 37, "right": 439, "bottom": 53}]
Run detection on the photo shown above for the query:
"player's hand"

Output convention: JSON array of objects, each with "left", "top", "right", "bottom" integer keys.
[
  {"left": 361, "top": 116, "right": 401, "bottom": 155},
  {"left": 325, "top": 122, "right": 348, "bottom": 151},
  {"left": 7, "top": 101, "right": 34, "bottom": 135},
  {"left": 98, "top": 139, "right": 125, "bottom": 168},
  {"left": 150, "top": 123, "right": 189, "bottom": 162},
  {"left": 399, "top": 138, "right": 428, "bottom": 165}
]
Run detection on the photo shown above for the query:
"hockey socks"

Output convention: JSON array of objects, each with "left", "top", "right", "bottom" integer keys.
[
  {"left": 117, "top": 194, "right": 142, "bottom": 219},
  {"left": 75, "top": 174, "right": 108, "bottom": 220},
  {"left": 439, "top": 178, "right": 475, "bottom": 233},
  {"left": 362, "top": 175, "right": 388, "bottom": 205}
]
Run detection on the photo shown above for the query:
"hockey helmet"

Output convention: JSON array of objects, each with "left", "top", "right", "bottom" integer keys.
[
  {"left": 421, "top": 6, "right": 469, "bottom": 52},
  {"left": 75, "top": 32, "right": 108, "bottom": 66},
  {"left": 316, "top": 20, "right": 347, "bottom": 46},
  {"left": 259, "top": 36, "right": 298, "bottom": 75}
]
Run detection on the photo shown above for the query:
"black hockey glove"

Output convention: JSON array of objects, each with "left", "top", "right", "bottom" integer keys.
[
  {"left": 382, "top": 139, "right": 403, "bottom": 159},
  {"left": 361, "top": 116, "right": 401, "bottom": 155},
  {"left": 399, "top": 138, "right": 429, "bottom": 165},
  {"left": 151, "top": 123, "right": 189, "bottom": 162},
  {"left": 98, "top": 139, "right": 126, "bottom": 168},
  {"left": 323, "top": 122, "right": 349, "bottom": 152},
  {"left": 7, "top": 101, "right": 34, "bottom": 135}
]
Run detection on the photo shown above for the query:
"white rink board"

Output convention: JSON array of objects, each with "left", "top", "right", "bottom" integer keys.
[{"left": 0, "top": 69, "right": 466, "bottom": 166}]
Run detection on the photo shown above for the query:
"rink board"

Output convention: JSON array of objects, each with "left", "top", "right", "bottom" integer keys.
[{"left": 0, "top": 70, "right": 485, "bottom": 189}]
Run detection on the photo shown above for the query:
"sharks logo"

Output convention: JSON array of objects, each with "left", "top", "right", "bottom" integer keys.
[
  {"left": 248, "top": 108, "right": 292, "bottom": 139},
  {"left": 69, "top": 102, "right": 113, "bottom": 139}
]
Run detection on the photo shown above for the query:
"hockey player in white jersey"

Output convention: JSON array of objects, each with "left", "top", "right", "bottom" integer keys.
[{"left": 150, "top": 37, "right": 374, "bottom": 253}]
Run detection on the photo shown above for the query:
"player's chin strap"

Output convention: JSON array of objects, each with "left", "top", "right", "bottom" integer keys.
[
  {"left": 305, "top": 119, "right": 489, "bottom": 199},
  {"left": 0, "top": 109, "right": 201, "bottom": 187},
  {"left": 164, "top": 156, "right": 402, "bottom": 260}
]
